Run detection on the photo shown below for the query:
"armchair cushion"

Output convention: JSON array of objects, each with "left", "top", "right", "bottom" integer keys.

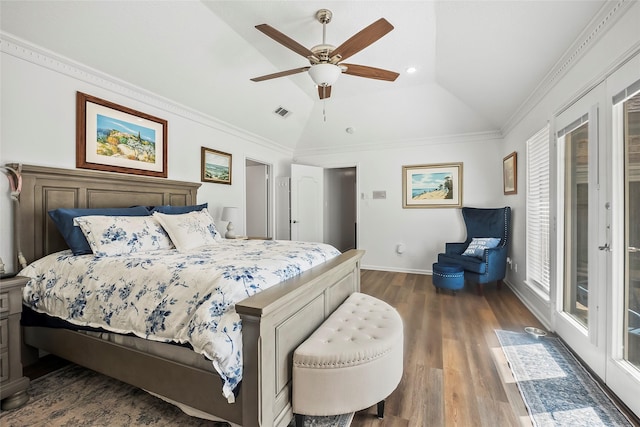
[
  {"left": 462, "top": 237, "right": 501, "bottom": 258},
  {"left": 438, "top": 253, "right": 486, "bottom": 274}
]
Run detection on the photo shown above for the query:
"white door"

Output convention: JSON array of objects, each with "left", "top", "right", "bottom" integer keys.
[
  {"left": 290, "top": 164, "right": 324, "bottom": 242},
  {"left": 605, "top": 65, "right": 640, "bottom": 415},
  {"left": 555, "top": 82, "right": 608, "bottom": 377}
]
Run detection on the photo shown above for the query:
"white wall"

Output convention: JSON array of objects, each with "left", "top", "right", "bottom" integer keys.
[
  {"left": 296, "top": 136, "right": 504, "bottom": 273},
  {"left": 499, "top": 1, "right": 640, "bottom": 327},
  {"left": 0, "top": 38, "right": 293, "bottom": 272}
]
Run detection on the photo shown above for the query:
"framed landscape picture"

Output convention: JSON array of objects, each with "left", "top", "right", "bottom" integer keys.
[
  {"left": 503, "top": 151, "right": 517, "bottom": 195},
  {"left": 402, "top": 162, "right": 463, "bottom": 208},
  {"left": 201, "top": 147, "right": 232, "bottom": 184},
  {"left": 76, "top": 92, "right": 167, "bottom": 178}
]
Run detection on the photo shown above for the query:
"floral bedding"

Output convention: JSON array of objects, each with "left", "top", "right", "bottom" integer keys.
[{"left": 19, "top": 239, "right": 341, "bottom": 402}]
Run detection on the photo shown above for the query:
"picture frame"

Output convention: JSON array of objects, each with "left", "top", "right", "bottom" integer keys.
[
  {"left": 76, "top": 92, "right": 168, "bottom": 178},
  {"left": 503, "top": 151, "right": 517, "bottom": 195},
  {"left": 402, "top": 162, "right": 463, "bottom": 208},
  {"left": 201, "top": 147, "right": 232, "bottom": 185}
]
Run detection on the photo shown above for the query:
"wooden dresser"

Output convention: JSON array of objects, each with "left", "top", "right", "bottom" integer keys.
[{"left": 0, "top": 275, "right": 30, "bottom": 409}]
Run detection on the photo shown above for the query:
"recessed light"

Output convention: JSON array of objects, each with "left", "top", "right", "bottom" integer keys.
[{"left": 406, "top": 67, "right": 417, "bottom": 74}]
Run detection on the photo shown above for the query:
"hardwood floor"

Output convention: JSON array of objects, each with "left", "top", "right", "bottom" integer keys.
[
  {"left": 22, "top": 269, "right": 639, "bottom": 426},
  {"left": 351, "top": 270, "right": 544, "bottom": 427}
]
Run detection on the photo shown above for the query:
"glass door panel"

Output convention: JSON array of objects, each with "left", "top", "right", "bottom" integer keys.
[
  {"left": 624, "top": 92, "right": 640, "bottom": 369},
  {"left": 564, "top": 122, "right": 590, "bottom": 327}
]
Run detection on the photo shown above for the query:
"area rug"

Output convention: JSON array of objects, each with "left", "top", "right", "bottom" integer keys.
[
  {"left": 0, "top": 364, "right": 352, "bottom": 427},
  {"left": 495, "top": 330, "right": 633, "bottom": 426}
]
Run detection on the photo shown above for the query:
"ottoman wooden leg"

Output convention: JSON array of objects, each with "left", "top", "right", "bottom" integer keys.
[
  {"left": 295, "top": 413, "right": 305, "bottom": 426},
  {"left": 377, "top": 400, "right": 385, "bottom": 419}
]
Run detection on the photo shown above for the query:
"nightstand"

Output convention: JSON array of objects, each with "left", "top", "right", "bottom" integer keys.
[{"left": 0, "top": 275, "right": 30, "bottom": 410}]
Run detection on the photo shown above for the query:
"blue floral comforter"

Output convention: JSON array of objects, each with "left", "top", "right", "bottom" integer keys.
[{"left": 19, "top": 239, "right": 341, "bottom": 402}]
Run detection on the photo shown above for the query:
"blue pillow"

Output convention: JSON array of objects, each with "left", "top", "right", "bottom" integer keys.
[
  {"left": 48, "top": 206, "right": 151, "bottom": 255},
  {"left": 148, "top": 203, "right": 208, "bottom": 215},
  {"left": 462, "top": 237, "right": 501, "bottom": 258}
]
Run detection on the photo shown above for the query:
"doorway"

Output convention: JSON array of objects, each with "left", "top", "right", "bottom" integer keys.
[
  {"left": 287, "top": 164, "right": 358, "bottom": 250},
  {"left": 325, "top": 167, "right": 357, "bottom": 252},
  {"left": 245, "top": 158, "right": 271, "bottom": 239}
]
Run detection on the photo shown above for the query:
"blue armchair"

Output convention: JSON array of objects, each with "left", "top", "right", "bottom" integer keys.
[{"left": 437, "top": 207, "right": 511, "bottom": 295}]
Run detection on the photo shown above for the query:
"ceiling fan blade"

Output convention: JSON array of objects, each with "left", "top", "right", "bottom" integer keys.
[
  {"left": 318, "top": 85, "right": 332, "bottom": 99},
  {"left": 341, "top": 64, "right": 399, "bottom": 81},
  {"left": 250, "top": 66, "right": 310, "bottom": 82},
  {"left": 330, "top": 18, "right": 394, "bottom": 62},
  {"left": 255, "top": 24, "right": 317, "bottom": 59}
]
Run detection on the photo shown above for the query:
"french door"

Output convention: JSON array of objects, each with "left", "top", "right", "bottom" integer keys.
[
  {"left": 554, "top": 61, "right": 640, "bottom": 415},
  {"left": 555, "top": 83, "right": 608, "bottom": 377},
  {"left": 606, "top": 71, "right": 640, "bottom": 414}
]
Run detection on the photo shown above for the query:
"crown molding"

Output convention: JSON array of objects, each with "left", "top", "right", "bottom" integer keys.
[
  {"left": 501, "top": 0, "right": 635, "bottom": 135},
  {"left": 0, "top": 32, "right": 293, "bottom": 157}
]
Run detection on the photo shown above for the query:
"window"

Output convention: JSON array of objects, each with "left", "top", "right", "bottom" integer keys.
[{"left": 526, "top": 124, "right": 551, "bottom": 295}]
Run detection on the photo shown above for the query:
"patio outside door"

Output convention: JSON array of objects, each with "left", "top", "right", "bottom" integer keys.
[
  {"left": 555, "top": 83, "right": 607, "bottom": 378},
  {"left": 554, "top": 69, "right": 640, "bottom": 415},
  {"left": 606, "top": 76, "right": 640, "bottom": 415}
]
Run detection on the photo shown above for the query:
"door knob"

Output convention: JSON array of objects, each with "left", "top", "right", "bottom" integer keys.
[{"left": 629, "top": 246, "right": 640, "bottom": 253}]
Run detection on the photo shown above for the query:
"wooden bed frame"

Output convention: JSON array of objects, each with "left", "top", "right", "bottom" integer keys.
[{"left": 13, "top": 164, "right": 364, "bottom": 427}]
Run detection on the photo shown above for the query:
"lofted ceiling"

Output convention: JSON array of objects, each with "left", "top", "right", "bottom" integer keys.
[{"left": 0, "top": 1, "right": 608, "bottom": 154}]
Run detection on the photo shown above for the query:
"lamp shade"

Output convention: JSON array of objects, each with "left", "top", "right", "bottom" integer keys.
[
  {"left": 221, "top": 207, "right": 239, "bottom": 239},
  {"left": 308, "top": 63, "right": 341, "bottom": 87},
  {"left": 221, "top": 207, "right": 239, "bottom": 222}
]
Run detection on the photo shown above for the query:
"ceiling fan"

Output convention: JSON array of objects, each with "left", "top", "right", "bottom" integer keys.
[{"left": 250, "top": 9, "right": 399, "bottom": 100}]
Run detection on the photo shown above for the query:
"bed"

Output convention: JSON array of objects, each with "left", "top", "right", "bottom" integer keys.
[{"left": 12, "top": 164, "right": 364, "bottom": 427}]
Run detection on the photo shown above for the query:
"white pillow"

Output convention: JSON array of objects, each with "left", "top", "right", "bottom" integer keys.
[
  {"left": 461, "top": 237, "right": 501, "bottom": 258},
  {"left": 153, "top": 208, "right": 222, "bottom": 252},
  {"left": 73, "top": 215, "right": 174, "bottom": 257}
]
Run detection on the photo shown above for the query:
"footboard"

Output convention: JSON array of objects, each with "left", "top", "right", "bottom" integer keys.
[{"left": 236, "top": 249, "right": 364, "bottom": 427}]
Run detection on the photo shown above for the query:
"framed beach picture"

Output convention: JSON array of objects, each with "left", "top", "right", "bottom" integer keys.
[
  {"left": 201, "top": 147, "right": 232, "bottom": 184},
  {"left": 503, "top": 151, "right": 517, "bottom": 195},
  {"left": 76, "top": 92, "right": 167, "bottom": 177},
  {"left": 402, "top": 163, "right": 463, "bottom": 208}
]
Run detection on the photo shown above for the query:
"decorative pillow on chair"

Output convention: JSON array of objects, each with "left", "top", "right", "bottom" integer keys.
[
  {"left": 462, "top": 237, "right": 501, "bottom": 258},
  {"left": 153, "top": 208, "right": 222, "bottom": 252},
  {"left": 73, "top": 215, "right": 174, "bottom": 257}
]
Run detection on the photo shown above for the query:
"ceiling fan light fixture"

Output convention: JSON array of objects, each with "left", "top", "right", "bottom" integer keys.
[{"left": 309, "top": 63, "right": 341, "bottom": 87}]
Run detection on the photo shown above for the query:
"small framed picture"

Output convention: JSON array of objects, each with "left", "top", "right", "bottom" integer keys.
[
  {"left": 76, "top": 92, "right": 167, "bottom": 178},
  {"left": 503, "top": 151, "right": 517, "bottom": 195},
  {"left": 201, "top": 147, "right": 232, "bottom": 184},
  {"left": 402, "top": 162, "right": 463, "bottom": 208}
]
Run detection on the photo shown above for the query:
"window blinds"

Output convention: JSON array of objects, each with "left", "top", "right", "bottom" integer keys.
[{"left": 526, "top": 124, "right": 551, "bottom": 294}]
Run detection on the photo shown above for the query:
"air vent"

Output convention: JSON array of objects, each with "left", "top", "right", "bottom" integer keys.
[{"left": 273, "top": 106, "right": 292, "bottom": 118}]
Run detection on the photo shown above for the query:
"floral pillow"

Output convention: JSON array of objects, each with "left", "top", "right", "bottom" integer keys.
[
  {"left": 73, "top": 215, "right": 174, "bottom": 257},
  {"left": 462, "top": 237, "right": 501, "bottom": 258},
  {"left": 153, "top": 208, "right": 222, "bottom": 252}
]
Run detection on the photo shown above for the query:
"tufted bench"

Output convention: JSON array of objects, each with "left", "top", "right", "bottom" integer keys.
[{"left": 292, "top": 292, "right": 403, "bottom": 424}]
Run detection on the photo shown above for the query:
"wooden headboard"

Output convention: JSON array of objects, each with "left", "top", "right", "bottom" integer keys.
[{"left": 13, "top": 164, "right": 200, "bottom": 264}]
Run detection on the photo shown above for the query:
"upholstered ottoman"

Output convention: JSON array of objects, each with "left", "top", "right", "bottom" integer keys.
[
  {"left": 292, "top": 292, "right": 403, "bottom": 423},
  {"left": 432, "top": 262, "right": 465, "bottom": 293}
]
